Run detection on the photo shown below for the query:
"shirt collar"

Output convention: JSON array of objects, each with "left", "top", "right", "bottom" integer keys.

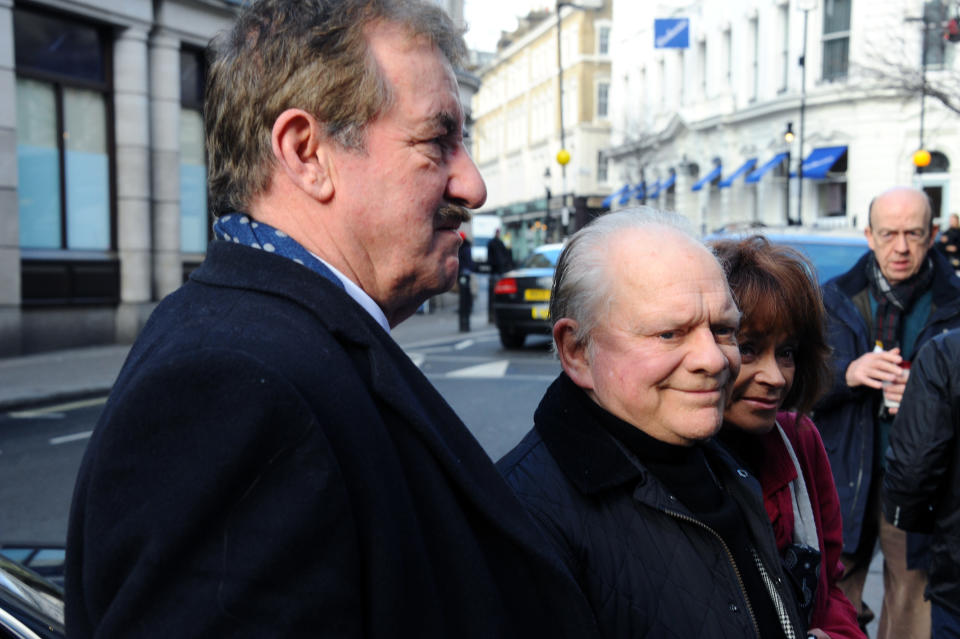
[{"left": 308, "top": 251, "right": 390, "bottom": 335}]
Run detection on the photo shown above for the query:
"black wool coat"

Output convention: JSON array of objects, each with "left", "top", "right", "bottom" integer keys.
[
  {"left": 498, "top": 374, "right": 805, "bottom": 639},
  {"left": 66, "top": 241, "right": 599, "bottom": 639}
]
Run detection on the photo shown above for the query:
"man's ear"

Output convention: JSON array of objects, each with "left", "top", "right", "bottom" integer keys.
[
  {"left": 271, "top": 108, "right": 334, "bottom": 202},
  {"left": 554, "top": 318, "right": 594, "bottom": 391}
]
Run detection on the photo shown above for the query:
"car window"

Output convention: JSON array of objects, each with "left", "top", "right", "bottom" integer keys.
[
  {"left": 523, "top": 247, "right": 561, "bottom": 268},
  {"left": 779, "top": 240, "right": 867, "bottom": 283}
]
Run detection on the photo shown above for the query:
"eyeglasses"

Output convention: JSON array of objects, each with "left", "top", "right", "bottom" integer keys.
[{"left": 872, "top": 229, "right": 929, "bottom": 245}]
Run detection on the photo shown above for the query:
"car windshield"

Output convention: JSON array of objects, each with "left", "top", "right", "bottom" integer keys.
[
  {"left": 777, "top": 240, "right": 866, "bottom": 283},
  {"left": 522, "top": 247, "right": 562, "bottom": 269}
]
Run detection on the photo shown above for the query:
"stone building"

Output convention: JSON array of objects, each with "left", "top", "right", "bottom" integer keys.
[
  {"left": 471, "top": 0, "right": 612, "bottom": 260},
  {"left": 603, "top": 0, "right": 959, "bottom": 233}
]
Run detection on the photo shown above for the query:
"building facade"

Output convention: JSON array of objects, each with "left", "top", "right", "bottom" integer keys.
[
  {"left": 471, "top": 0, "right": 612, "bottom": 260},
  {"left": 604, "top": 0, "right": 960, "bottom": 234},
  {"left": 0, "top": 0, "right": 242, "bottom": 355}
]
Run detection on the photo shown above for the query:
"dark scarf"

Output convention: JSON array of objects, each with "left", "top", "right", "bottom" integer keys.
[
  {"left": 212, "top": 213, "right": 344, "bottom": 290},
  {"left": 866, "top": 254, "right": 933, "bottom": 349}
]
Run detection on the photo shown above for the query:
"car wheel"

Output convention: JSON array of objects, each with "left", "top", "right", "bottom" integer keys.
[{"left": 499, "top": 328, "right": 526, "bottom": 349}]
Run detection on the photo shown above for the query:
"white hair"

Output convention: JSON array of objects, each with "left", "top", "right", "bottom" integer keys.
[{"left": 549, "top": 207, "right": 708, "bottom": 348}]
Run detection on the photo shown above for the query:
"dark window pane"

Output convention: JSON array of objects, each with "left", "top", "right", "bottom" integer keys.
[
  {"left": 822, "top": 37, "right": 849, "bottom": 80},
  {"left": 923, "top": 2, "right": 947, "bottom": 66},
  {"left": 823, "top": 0, "right": 851, "bottom": 34},
  {"left": 180, "top": 49, "right": 204, "bottom": 107},
  {"left": 14, "top": 9, "right": 104, "bottom": 82}
]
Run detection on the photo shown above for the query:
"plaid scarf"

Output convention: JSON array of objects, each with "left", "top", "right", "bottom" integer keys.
[
  {"left": 865, "top": 254, "right": 934, "bottom": 349},
  {"left": 212, "top": 213, "right": 344, "bottom": 290}
]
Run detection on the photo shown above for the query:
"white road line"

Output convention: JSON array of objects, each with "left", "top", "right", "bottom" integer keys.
[
  {"left": 446, "top": 360, "right": 510, "bottom": 378},
  {"left": 453, "top": 339, "right": 474, "bottom": 350},
  {"left": 409, "top": 352, "right": 426, "bottom": 368},
  {"left": 8, "top": 396, "right": 108, "bottom": 418},
  {"left": 49, "top": 431, "right": 93, "bottom": 446}
]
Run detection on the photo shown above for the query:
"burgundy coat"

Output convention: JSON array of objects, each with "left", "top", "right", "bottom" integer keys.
[{"left": 757, "top": 413, "right": 865, "bottom": 639}]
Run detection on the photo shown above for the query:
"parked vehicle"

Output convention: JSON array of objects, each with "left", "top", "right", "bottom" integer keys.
[
  {"left": 0, "top": 545, "right": 64, "bottom": 589},
  {"left": 492, "top": 243, "right": 564, "bottom": 349},
  {"left": 705, "top": 227, "right": 868, "bottom": 283},
  {"left": 0, "top": 553, "right": 64, "bottom": 639}
]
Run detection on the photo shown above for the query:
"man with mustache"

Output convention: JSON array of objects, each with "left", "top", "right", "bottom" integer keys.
[
  {"left": 498, "top": 209, "right": 807, "bottom": 638},
  {"left": 65, "top": 1, "right": 599, "bottom": 637}
]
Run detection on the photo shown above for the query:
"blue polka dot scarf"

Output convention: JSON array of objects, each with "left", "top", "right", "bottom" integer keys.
[{"left": 213, "top": 213, "right": 344, "bottom": 290}]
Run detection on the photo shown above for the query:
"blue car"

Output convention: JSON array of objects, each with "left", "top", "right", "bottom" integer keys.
[{"left": 705, "top": 227, "right": 868, "bottom": 283}]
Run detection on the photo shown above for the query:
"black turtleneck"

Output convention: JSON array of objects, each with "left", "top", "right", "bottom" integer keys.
[{"left": 586, "top": 395, "right": 788, "bottom": 639}]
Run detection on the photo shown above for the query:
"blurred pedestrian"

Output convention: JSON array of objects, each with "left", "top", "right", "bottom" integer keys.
[
  {"left": 458, "top": 230, "right": 474, "bottom": 331},
  {"left": 712, "top": 235, "right": 864, "bottom": 639},
  {"left": 816, "top": 186, "right": 960, "bottom": 637},
  {"left": 487, "top": 227, "right": 513, "bottom": 323},
  {"left": 499, "top": 209, "right": 807, "bottom": 638},
  {"left": 883, "top": 328, "right": 960, "bottom": 638},
  {"left": 937, "top": 213, "right": 960, "bottom": 272},
  {"left": 65, "top": 1, "right": 599, "bottom": 637}
]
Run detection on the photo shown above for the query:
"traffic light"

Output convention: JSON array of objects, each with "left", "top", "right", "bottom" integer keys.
[{"left": 946, "top": 17, "right": 960, "bottom": 42}]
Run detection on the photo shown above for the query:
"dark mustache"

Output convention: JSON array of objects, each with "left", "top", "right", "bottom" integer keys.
[{"left": 437, "top": 204, "right": 471, "bottom": 226}]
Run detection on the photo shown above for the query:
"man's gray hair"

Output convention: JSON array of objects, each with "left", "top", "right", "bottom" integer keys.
[{"left": 550, "top": 207, "right": 700, "bottom": 347}]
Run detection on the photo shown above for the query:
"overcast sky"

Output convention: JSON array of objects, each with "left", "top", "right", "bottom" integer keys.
[{"left": 464, "top": 0, "right": 544, "bottom": 52}]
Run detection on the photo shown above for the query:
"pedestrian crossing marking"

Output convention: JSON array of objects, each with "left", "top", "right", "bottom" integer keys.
[{"left": 446, "top": 360, "right": 510, "bottom": 378}]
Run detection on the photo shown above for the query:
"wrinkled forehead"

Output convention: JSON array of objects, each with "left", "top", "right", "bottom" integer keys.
[{"left": 612, "top": 232, "right": 737, "bottom": 314}]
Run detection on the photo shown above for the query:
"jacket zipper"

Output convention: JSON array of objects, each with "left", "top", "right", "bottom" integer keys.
[{"left": 665, "top": 508, "right": 763, "bottom": 639}]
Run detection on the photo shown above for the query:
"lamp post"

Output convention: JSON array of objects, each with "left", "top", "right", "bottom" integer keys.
[
  {"left": 796, "top": 0, "right": 817, "bottom": 227},
  {"left": 543, "top": 166, "right": 552, "bottom": 235},
  {"left": 784, "top": 122, "right": 795, "bottom": 225},
  {"left": 554, "top": 0, "right": 597, "bottom": 233}
]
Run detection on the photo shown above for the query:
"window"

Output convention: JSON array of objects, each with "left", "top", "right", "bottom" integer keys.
[
  {"left": 749, "top": 17, "right": 759, "bottom": 101},
  {"left": 180, "top": 49, "right": 209, "bottom": 253},
  {"left": 597, "top": 25, "right": 611, "bottom": 55},
  {"left": 723, "top": 28, "right": 732, "bottom": 83},
  {"left": 597, "top": 151, "right": 608, "bottom": 183},
  {"left": 597, "top": 81, "right": 609, "bottom": 118},
  {"left": 923, "top": 1, "right": 947, "bottom": 68},
  {"left": 15, "top": 9, "right": 112, "bottom": 251},
  {"left": 698, "top": 40, "right": 707, "bottom": 96},
  {"left": 780, "top": 5, "right": 790, "bottom": 92},
  {"left": 822, "top": 0, "right": 851, "bottom": 81}
]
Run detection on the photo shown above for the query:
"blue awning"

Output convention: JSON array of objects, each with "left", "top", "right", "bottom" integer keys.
[
  {"left": 691, "top": 164, "right": 722, "bottom": 191},
  {"left": 630, "top": 182, "right": 646, "bottom": 201},
  {"left": 718, "top": 158, "right": 757, "bottom": 188},
  {"left": 660, "top": 172, "right": 677, "bottom": 190},
  {"left": 618, "top": 183, "right": 634, "bottom": 205},
  {"left": 745, "top": 152, "right": 788, "bottom": 184},
  {"left": 646, "top": 180, "right": 662, "bottom": 199},
  {"left": 602, "top": 184, "right": 630, "bottom": 207},
  {"left": 798, "top": 146, "right": 847, "bottom": 179}
]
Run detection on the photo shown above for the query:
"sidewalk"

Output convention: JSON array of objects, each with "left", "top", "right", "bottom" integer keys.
[{"left": 0, "top": 300, "right": 492, "bottom": 412}]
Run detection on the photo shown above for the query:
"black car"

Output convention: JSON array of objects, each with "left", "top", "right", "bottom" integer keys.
[
  {"left": 705, "top": 228, "right": 868, "bottom": 283},
  {"left": 492, "top": 243, "right": 564, "bottom": 349},
  {"left": 0, "top": 553, "right": 64, "bottom": 638}
]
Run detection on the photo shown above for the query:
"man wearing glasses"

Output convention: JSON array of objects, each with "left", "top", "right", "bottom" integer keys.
[{"left": 816, "top": 187, "right": 960, "bottom": 638}]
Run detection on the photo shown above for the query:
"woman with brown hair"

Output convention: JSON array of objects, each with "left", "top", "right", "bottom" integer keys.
[{"left": 712, "top": 235, "right": 864, "bottom": 639}]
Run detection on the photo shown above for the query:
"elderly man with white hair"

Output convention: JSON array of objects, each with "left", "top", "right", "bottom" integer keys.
[{"left": 498, "top": 208, "right": 807, "bottom": 639}]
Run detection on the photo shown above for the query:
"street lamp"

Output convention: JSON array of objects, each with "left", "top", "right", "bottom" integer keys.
[
  {"left": 796, "top": 0, "right": 817, "bottom": 227},
  {"left": 784, "top": 122, "right": 794, "bottom": 225},
  {"left": 554, "top": 0, "right": 599, "bottom": 229},
  {"left": 543, "top": 166, "right": 552, "bottom": 235}
]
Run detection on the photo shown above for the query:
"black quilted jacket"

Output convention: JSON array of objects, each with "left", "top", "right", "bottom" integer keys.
[
  {"left": 883, "top": 329, "right": 960, "bottom": 617},
  {"left": 498, "top": 373, "right": 805, "bottom": 639}
]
